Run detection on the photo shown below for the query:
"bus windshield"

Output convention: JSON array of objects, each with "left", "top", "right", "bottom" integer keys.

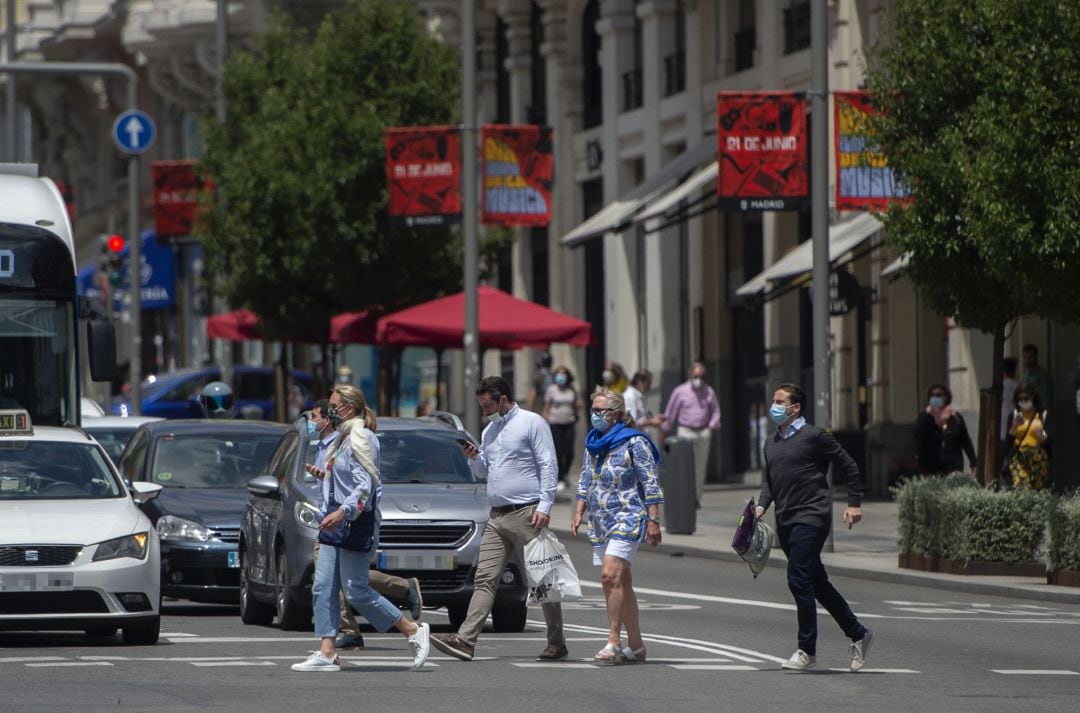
[{"left": 0, "top": 225, "right": 79, "bottom": 427}]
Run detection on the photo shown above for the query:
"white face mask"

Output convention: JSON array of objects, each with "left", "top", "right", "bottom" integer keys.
[
  {"left": 691, "top": 377, "right": 703, "bottom": 389},
  {"left": 1019, "top": 400, "right": 1034, "bottom": 411}
]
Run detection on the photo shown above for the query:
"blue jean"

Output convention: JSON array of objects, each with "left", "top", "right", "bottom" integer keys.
[
  {"left": 312, "top": 541, "right": 401, "bottom": 638},
  {"left": 780, "top": 523, "right": 866, "bottom": 656}
]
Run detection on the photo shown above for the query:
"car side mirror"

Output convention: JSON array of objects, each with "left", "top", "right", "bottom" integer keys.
[
  {"left": 130, "top": 481, "right": 163, "bottom": 505},
  {"left": 247, "top": 475, "right": 280, "bottom": 498}
]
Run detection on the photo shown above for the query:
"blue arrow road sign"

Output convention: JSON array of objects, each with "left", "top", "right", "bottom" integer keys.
[{"left": 112, "top": 110, "right": 156, "bottom": 155}]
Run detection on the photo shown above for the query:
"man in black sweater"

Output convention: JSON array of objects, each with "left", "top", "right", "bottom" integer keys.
[{"left": 754, "top": 383, "right": 874, "bottom": 672}]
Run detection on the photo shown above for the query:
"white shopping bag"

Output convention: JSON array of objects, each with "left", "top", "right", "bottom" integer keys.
[{"left": 523, "top": 530, "right": 582, "bottom": 605}]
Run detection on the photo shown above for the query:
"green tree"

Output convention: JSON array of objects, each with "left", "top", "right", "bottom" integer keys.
[
  {"left": 864, "top": 0, "right": 1080, "bottom": 483},
  {"left": 199, "top": 0, "right": 506, "bottom": 341}
]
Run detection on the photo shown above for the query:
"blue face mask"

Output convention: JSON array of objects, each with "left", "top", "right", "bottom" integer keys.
[
  {"left": 590, "top": 412, "right": 611, "bottom": 432},
  {"left": 554, "top": 373, "right": 568, "bottom": 386},
  {"left": 769, "top": 404, "right": 791, "bottom": 425},
  {"left": 928, "top": 396, "right": 944, "bottom": 409},
  {"left": 307, "top": 420, "right": 317, "bottom": 436}
]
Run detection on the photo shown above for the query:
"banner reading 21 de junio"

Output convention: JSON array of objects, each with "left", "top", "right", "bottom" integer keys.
[{"left": 716, "top": 91, "right": 808, "bottom": 212}]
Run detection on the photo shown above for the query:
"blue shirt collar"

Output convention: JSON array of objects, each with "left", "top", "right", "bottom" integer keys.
[{"left": 779, "top": 416, "right": 806, "bottom": 439}]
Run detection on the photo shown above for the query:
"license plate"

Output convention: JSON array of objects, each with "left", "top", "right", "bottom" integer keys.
[
  {"left": 376, "top": 551, "right": 454, "bottom": 571},
  {"left": 0, "top": 572, "right": 74, "bottom": 592},
  {"left": 227, "top": 551, "right": 239, "bottom": 568}
]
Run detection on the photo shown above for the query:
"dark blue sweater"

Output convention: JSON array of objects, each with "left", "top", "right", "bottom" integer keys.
[{"left": 758, "top": 424, "right": 862, "bottom": 531}]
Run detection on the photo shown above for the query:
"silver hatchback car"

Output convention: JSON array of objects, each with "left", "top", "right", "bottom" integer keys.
[{"left": 239, "top": 416, "right": 529, "bottom": 631}]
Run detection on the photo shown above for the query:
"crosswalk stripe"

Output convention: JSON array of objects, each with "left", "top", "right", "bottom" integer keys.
[
  {"left": 189, "top": 661, "right": 276, "bottom": 667},
  {"left": 992, "top": 669, "right": 1079, "bottom": 675},
  {"left": 513, "top": 663, "right": 599, "bottom": 668},
  {"left": 26, "top": 662, "right": 113, "bottom": 667},
  {"left": 825, "top": 668, "right": 920, "bottom": 674},
  {"left": 670, "top": 665, "right": 758, "bottom": 671}
]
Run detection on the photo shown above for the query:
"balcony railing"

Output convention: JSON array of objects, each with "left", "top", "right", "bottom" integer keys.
[{"left": 664, "top": 51, "right": 685, "bottom": 97}]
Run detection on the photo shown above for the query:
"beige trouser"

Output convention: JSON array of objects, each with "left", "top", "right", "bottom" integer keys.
[
  {"left": 312, "top": 539, "right": 411, "bottom": 635},
  {"left": 677, "top": 425, "right": 713, "bottom": 503},
  {"left": 458, "top": 504, "right": 564, "bottom": 648}
]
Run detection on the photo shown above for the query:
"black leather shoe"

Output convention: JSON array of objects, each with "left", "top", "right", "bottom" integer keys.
[
  {"left": 537, "top": 643, "right": 568, "bottom": 661},
  {"left": 335, "top": 633, "right": 365, "bottom": 650},
  {"left": 406, "top": 577, "right": 423, "bottom": 621}
]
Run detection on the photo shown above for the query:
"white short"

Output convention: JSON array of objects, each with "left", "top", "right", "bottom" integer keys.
[{"left": 592, "top": 537, "right": 642, "bottom": 567}]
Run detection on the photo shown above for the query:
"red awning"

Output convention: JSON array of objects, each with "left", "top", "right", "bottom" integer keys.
[
  {"left": 329, "top": 310, "right": 380, "bottom": 345},
  {"left": 206, "top": 309, "right": 264, "bottom": 341},
  {"left": 375, "top": 286, "right": 593, "bottom": 350}
]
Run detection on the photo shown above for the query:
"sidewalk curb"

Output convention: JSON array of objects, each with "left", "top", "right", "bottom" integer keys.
[{"left": 550, "top": 526, "right": 1080, "bottom": 606}]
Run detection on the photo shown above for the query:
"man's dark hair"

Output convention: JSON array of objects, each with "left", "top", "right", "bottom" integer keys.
[
  {"left": 476, "top": 375, "right": 513, "bottom": 401},
  {"left": 776, "top": 383, "right": 807, "bottom": 411},
  {"left": 631, "top": 370, "right": 653, "bottom": 387},
  {"left": 1003, "top": 357, "right": 1018, "bottom": 378},
  {"left": 314, "top": 398, "right": 330, "bottom": 416},
  {"left": 1023, "top": 344, "right": 1038, "bottom": 357}
]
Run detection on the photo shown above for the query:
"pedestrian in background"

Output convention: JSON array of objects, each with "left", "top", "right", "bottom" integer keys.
[
  {"left": 913, "top": 383, "right": 976, "bottom": 475},
  {"left": 527, "top": 351, "right": 554, "bottom": 412},
  {"left": 543, "top": 365, "right": 583, "bottom": 494},
  {"left": 598, "top": 360, "right": 629, "bottom": 394},
  {"left": 431, "top": 376, "right": 567, "bottom": 662},
  {"left": 1006, "top": 384, "right": 1050, "bottom": 490},
  {"left": 292, "top": 385, "right": 430, "bottom": 672},
  {"left": 572, "top": 388, "right": 663, "bottom": 664},
  {"left": 755, "top": 383, "right": 874, "bottom": 672},
  {"left": 306, "top": 400, "right": 423, "bottom": 651},
  {"left": 623, "top": 370, "right": 662, "bottom": 430},
  {"left": 660, "top": 361, "right": 721, "bottom": 508},
  {"left": 1021, "top": 344, "right": 1052, "bottom": 410}
]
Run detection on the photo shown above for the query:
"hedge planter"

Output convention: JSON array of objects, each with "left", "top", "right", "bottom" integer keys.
[
  {"left": 1048, "top": 493, "right": 1080, "bottom": 576},
  {"left": 939, "top": 558, "right": 1045, "bottom": 577},
  {"left": 1047, "top": 570, "right": 1080, "bottom": 587}
]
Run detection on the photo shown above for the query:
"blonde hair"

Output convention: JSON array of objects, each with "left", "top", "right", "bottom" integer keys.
[
  {"left": 332, "top": 384, "right": 377, "bottom": 430},
  {"left": 590, "top": 388, "right": 634, "bottom": 427}
]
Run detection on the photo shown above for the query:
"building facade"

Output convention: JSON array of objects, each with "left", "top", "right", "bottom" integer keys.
[{"left": 5, "top": 0, "right": 1078, "bottom": 491}]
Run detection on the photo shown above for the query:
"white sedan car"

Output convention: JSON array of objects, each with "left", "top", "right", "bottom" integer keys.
[{"left": 0, "top": 410, "right": 163, "bottom": 644}]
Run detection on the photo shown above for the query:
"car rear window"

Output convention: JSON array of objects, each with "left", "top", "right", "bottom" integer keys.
[{"left": 150, "top": 434, "right": 281, "bottom": 488}]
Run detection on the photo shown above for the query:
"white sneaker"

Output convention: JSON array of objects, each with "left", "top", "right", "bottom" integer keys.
[
  {"left": 408, "top": 621, "right": 431, "bottom": 670},
  {"left": 781, "top": 649, "right": 816, "bottom": 670},
  {"left": 290, "top": 651, "right": 340, "bottom": 672},
  {"left": 556, "top": 481, "right": 567, "bottom": 493},
  {"left": 850, "top": 629, "right": 874, "bottom": 672}
]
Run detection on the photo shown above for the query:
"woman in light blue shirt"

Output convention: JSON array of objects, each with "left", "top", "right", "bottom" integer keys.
[{"left": 571, "top": 388, "right": 664, "bottom": 664}]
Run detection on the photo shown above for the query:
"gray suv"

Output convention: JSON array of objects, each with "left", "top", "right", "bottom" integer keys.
[{"left": 238, "top": 416, "right": 529, "bottom": 631}]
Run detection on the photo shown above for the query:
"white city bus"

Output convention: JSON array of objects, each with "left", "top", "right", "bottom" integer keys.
[{"left": 0, "top": 164, "right": 114, "bottom": 425}]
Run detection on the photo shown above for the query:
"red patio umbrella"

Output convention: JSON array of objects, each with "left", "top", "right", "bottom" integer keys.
[
  {"left": 328, "top": 309, "right": 380, "bottom": 345},
  {"left": 206, "top": 309, "right": 264, "bottom": 341},
  {"left": 375, "top": 286, "right": 593, "bottom": 349}
]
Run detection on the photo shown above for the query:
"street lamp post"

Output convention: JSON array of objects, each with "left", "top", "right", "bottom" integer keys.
[{"left": 462, "top": 0, "right": 480, "bottom": 435}]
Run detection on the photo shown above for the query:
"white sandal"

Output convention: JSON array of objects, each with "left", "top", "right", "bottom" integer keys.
[
  {"left": 621, "top": 645, "right": 647, "bottom": 663},
  {"left": 593, "top": 643, "right": 626, "bottom": 664}
]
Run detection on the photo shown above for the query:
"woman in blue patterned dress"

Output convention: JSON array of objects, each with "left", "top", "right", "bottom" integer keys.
[{"left": 571, "top": 388, "right": 664, "bottom": 664}]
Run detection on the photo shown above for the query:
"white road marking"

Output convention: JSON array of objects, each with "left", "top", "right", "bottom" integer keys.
[
  {"left": 513, "top": 663, "right": 598, "bottom": 669},
  {"left": 160, "top": 632, "right": 197, "bottom": 637},
  {"left": 553, "top": 620, "right": 784, "bottom": 664},
  {"left": 189, "top": 661, "right": 276, "bottom": 667},
  {"left": 0, "top": 657, "right": 66, "bottom": 663},
  {"left": 670, "top": 665, "right": 758, "bottom": 671},
  {"left": 992, "top": 669, "right": 1079, "bottom": 675},
  {"left": 165, "top": 636, "right": 315, "bottom": 644},
  {"left": 79, "top": 656, "right": 130, "bottom": 661},
  {"left": 26, "top": 662, "right": 113, "bottom": 668},
  {"left": 825, "top": 668, "right": 920, "bottom": 674}
]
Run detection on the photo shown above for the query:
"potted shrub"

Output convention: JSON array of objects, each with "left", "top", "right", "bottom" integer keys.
[
  {"left": 1048, "top": 493, "right": 1080, "bottom": 586},
  {"left": 894, "top": 473, "right": 978, "bottom": 570},
  {"left": 937, "top": 487, "right": 1050, "bottom": 576}
]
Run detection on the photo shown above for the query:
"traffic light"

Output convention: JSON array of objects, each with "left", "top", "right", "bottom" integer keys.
[{"left": 99, "top": 234, "right": 126, "bottom": 288}]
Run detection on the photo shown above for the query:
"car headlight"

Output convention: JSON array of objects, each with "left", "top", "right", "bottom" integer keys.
[
  {"left": 294, "top": 501, "right": 321, "bottom": 530},
  {"left": 156, "top": 515, "right": 211, "bottom": 541},
  {"left": 93, "top": 532, "right": 150, "bottom": 561}
]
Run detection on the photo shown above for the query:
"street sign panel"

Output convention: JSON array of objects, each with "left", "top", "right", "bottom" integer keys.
[{"left": 112, "top": 110, "right": 156, "bottom": 155}]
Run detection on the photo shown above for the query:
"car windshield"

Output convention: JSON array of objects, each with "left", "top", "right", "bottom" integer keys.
[
  {"left": 84, "top": 426, "right": 135, "bottom": 465},
  {"left": 376, "top": 430, "right": 479, "bottom": 484},
  {"left": 150, "top": 434, "right": 281, "bottom": 488},
  {"left": 0, "top": 441, "right": 122, "bottom": 499}
]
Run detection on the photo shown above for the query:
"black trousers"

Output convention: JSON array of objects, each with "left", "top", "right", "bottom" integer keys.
[{"left": 548, "top": 422, "right": 576, "bottom": 482}]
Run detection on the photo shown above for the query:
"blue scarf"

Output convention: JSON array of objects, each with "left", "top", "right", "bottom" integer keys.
[{"left": 584, "top": 422, "right": 661, "bottom": 473}]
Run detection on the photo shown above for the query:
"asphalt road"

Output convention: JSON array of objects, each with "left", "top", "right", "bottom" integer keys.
[{"left": 2, "top": 536, "right": 1078, "bottom": 713}]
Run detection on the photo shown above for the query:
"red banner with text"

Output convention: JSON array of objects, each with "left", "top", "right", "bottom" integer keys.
[
  {"left": 834, "top": 91, "right": 909, "bottom": 210},
  {"left": 716, "top": 91, "right": 808, "bottom": 211},
  {"left": 481, "top": 125, "right": 554, "bottom": 227},
  {"left": 152, "top": 160, "right": 214, "bottom": 239},
  {"left": 385, "top": 126, "right": 461, "bottom": 227}
]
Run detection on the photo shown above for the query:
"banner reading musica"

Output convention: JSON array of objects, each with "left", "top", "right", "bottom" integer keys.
[
  {"left": 834, "top": 91, "right": 909, "bottom": 210},
  {"left": 481, "top": 125, "right": 554, "bottom": 227}
]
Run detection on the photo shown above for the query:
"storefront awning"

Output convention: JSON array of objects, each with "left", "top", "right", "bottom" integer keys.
[
  {"left": 881, "top": 252, "right": 909, "bottom": 278},
  {"left": 634, "top": 160, "right": 718, "bottom": 229},
  {"left": 735, "top": 212, "right": 883, "bottom": 298},
  {"left": 559, "top": 137, "right": 715, "bottom": 247}
]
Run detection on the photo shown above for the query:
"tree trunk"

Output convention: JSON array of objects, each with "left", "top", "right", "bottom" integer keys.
[{"left": 977, "top": 320, "right": 1007, "bottom": 486}]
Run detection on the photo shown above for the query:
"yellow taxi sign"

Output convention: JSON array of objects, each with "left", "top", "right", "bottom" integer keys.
[{"left": 0, "top": 409, "right": 32, "bottom": 435}]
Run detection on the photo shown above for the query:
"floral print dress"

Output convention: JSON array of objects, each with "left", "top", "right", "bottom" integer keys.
[{"left": 577, "top": 436, "right": 664, "bottom": 546}]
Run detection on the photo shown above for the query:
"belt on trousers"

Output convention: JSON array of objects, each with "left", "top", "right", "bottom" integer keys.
[{"left": 489, "top": 500, "right": 539, "bottom": 516}]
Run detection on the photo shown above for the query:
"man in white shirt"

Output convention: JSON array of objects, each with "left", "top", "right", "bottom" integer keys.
[
  {"left": 624, "top": 370, "right": 662, "bottom": 429},
  {"left": 431, "top": 376, "right": 566, "bottom": 662}
]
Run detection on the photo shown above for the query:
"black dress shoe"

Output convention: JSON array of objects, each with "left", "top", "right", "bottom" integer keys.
[
  {"left": 406, "top": 577, "right": 423, "bottom": 621},
  {"left": 335, "top": 633, "right": 365, "bottom": 650}
]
